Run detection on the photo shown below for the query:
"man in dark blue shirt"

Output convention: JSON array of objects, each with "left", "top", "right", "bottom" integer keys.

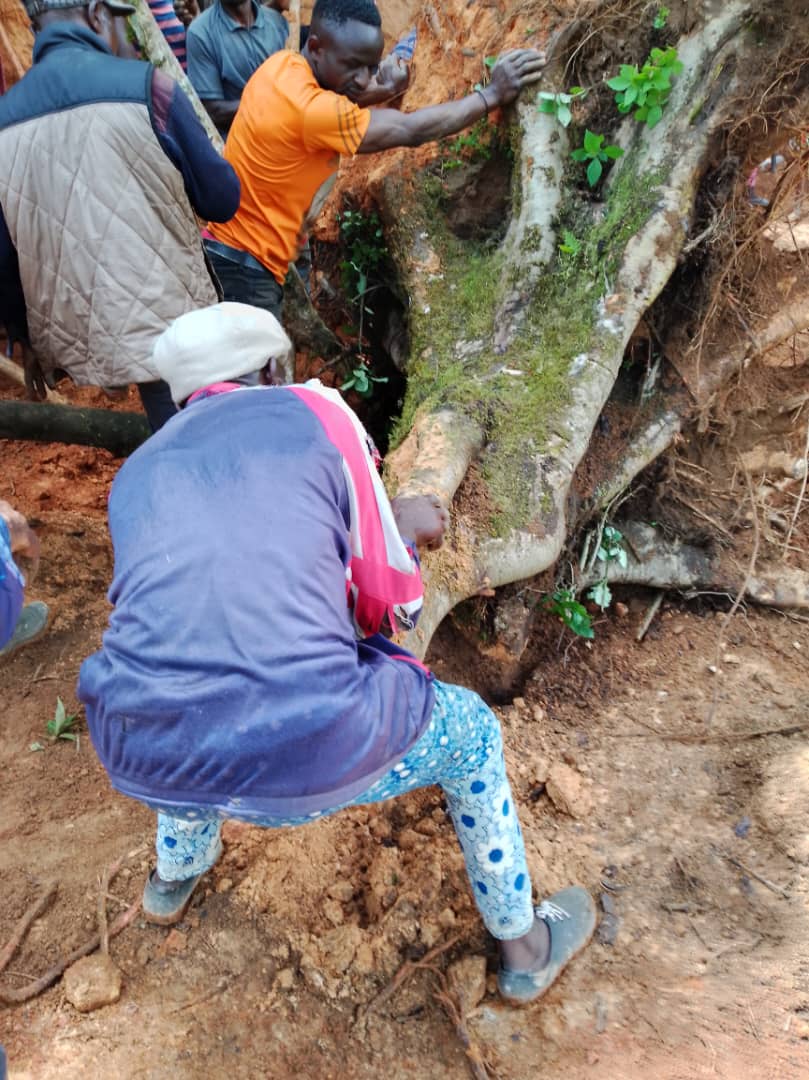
[{"left": 186, "top": 0, "right": 289, "bottom": 134}]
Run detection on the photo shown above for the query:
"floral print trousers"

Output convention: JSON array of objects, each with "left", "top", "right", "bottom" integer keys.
[{"left": 152, "top": 680, "right": 535, "bottom": 940}]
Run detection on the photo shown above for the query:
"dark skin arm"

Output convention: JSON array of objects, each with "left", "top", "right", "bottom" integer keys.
[
  {"left": 358, "top": 49, "right": 545, "bottom": 154},
  {"left": 202, "top": 98, "right": 240, "bottom": 135}
]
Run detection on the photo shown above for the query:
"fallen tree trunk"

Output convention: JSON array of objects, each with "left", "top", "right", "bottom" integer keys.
[{"left": 0, "top": 402, "right": 150, "bottom": 457}]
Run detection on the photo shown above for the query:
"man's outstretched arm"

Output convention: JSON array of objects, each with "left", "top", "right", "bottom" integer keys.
[{"left": 358, "top": 49, "right": 544, "bottom": 154}]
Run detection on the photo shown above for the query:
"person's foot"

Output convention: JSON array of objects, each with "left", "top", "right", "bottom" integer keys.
[
  {"left": 0, "top": 601, "right": 49, "bottom": 662},
  {"left": 497, "top": 886, "right": 597, "bottom": 1006},
  {"left": 142, "top": 868, "right": 208, "bottom": 926}
]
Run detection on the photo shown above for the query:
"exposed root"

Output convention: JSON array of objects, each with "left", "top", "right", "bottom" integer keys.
[
  {"left": 393, "top": 3, "right": 759, "bottom": 656},
  {"left": 0, "top": 900, "right": 139, "bottom": 1005},
  {"left": 386, "top": 408, "right": 485, "bottom": 507},
  {"left": 0, "top": 883, "right": 58, "bottom": 977}
]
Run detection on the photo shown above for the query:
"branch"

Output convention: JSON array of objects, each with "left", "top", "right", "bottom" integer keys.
[
  {"left": 694, "top": 298, "right": 809, "bottom": 401},
  {"left": 128, "top": 0, "right": 223, "bottom": 151}
]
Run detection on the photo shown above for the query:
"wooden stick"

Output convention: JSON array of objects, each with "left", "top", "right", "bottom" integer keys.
[
  {"left": 0, "top": 357, "right": 68, "bottom": 405},
  {"left": 357, "top": 933, "right": 462, "bottom": 1022},
  {"left": 0, "top": 900, "right": 140, "bottom": 1005},
  {"left": 724, "top": 855, "right": 791, "bottom": 901},
  {"left": 607, "top": 721, "right": 809, "bottom": 743},
  {"left": 287, "top": 0, "right": 301, "bottom": 53},
  {"left": 636, "top": 590, "right": 664, "bottom": 642},
  {"left": 128, "top": 0, "right": 223, "bottom": 151},
  {"left": 0, "top": 882, "right": 58, "bottom": 976}
]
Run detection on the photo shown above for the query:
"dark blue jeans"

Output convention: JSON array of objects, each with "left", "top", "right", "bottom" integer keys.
[
  {"left": 205, "top": 242, "right": 284, "bottom": 321},
  {"left": 137, "top": 379, "right": 178, "bottom": 433}
]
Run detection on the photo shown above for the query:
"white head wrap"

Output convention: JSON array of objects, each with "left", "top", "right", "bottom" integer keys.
[{"left": 153, "top": 303, "right": 293, "bottom": 404}]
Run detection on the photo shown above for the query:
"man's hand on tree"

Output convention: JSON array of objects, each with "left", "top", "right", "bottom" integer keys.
[
  {"left": 0, "top": 500, "right": 40, "bottom": 563},
  {"left": 480, "top": 49, "right": 547, "bottom": 111},
  {"left": 391, "top": 494, "right": 450, "bottom": 551},
  {"left": 173, "top": 0, "right": 200, "bottom": 27}
]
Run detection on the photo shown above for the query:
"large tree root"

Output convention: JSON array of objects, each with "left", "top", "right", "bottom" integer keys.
[
  {"left": 384, "top": 3, "right": 760, "bottom": 657},
  {"left": 0, "top": 402, "right": 150, "bottom": 456},
  {"left": 579, "top": 522, "right": 809, "bottom": 610}
]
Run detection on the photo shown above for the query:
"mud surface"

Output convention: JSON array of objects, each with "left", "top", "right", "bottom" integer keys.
[{"left": 1, "top": 425, "right": 808, "bottom": 1078}]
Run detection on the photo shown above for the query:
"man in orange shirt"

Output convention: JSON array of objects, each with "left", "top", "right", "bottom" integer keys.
[{"left": 206, "top": 0, "right": 544, "bottom": 320}]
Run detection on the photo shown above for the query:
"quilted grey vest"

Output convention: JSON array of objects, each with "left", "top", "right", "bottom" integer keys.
[{"left": 0, "top": 100, "right": 217, "bottom": 387}]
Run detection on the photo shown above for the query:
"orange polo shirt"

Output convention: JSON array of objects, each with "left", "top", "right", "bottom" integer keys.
[{"left": 210, "top": 51, "right": 371, "bottom": 285}]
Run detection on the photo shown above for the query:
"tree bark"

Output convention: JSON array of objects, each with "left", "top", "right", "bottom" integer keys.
[
  {"left": 128, "top": 0, "right": 223, "bottom": 151},
  {"left": 0, "top": 402, "right": 150, "bottom": 457},
  {"left": 381, "top": 3, "right": 760, "bottom": 657}
]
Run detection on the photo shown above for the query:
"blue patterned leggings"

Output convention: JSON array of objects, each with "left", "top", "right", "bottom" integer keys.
[{"left": 151, "top": 681, "right": 535, "bottom": 940}]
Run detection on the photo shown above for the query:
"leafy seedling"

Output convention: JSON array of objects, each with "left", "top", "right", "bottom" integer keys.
[
  {"left": 31, "top": 697, "right": 79, "bottom": 749},
  {"left": 653, "top": 6, "right": 670, "bottom": 29},
  {"left": 586, "top": 525, "right": 628, "bottom": 611},
  {"left": 48, "top": 697, "right": 78, "bottom": 741},
  {"left": 607, "top": 46, "right": 683, "bottom": 128},
  {"left": 546, "top": 588, "right": 594, "bottom": 639},
  {"left": 341, "top": 362, "right": 389, "bottom": 400},
  {"left": 571, "top": 129, "right": 624, "bottom": 187},
  {"left": 537, "top": 87, "right": 587, "bottom": 128}
]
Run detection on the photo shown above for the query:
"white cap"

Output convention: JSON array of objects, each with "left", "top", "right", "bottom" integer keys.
[{"left": 153, "top": 303, "right": 293, "bottom": 404}]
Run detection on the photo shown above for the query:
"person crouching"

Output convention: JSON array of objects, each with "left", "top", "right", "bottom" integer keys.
[{"left": 78, "top": 302, "right": 596, "bottom": 1005}]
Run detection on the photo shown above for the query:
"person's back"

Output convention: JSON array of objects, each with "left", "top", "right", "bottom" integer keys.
[
  {"left": 0, "top": 1, "right": 240, "bottom": 429},
  {"left": 0, "top": 24, "right": 216, "bottom": 390},
  {"left": 80, "top": 385, "right": 434, "bottom": 815},
  {"left": 210, "top": 48, "right": 365, "bottom": 286}
]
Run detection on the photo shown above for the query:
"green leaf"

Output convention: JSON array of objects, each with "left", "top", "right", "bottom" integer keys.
[
  {"left": 603, "top": 144, "right": 624, "bottom": 160},
  {"left": 569, "top": 85, "right": 587, "bottom": 97},
  {"left": 570, "top": 147, "right": 589, "bottom": 162},
  {"left": 607, "top": 75, "right": 630, "bottom": 91},
  {"left": 646, "top": 104, "right": 663, "bottom": 127},
  {"left": 59, "top": 732, "right": 77, "bottom": 742},
  {"left": 583, "top": 129, "right": 602, "bottom": 155},
  {"left": 29, "top": 742, "right": 45, "bottom": 752},
  {"left": 538, "top": 97, "right": 557, "bottom": 114},
  {"left": 586, "top": 157, "right": 603, "bottom": 186},
  {"left": 483, "top": 55, "right": 497, "bottom": 69},
  {"left": 622, "top": 85, "right": 638, "bottom": 107},
  {"left": 567, "top": 606, "right": 595, "bottom": 639},
  {"left": 557, "top": 104, "right": 572, "bottom": 127},
  {"left": 559, "top": 230, "right": 581, "bottom": 255},
  {"left": 588, "top": 580, "right": 612, "bottom": 611}
]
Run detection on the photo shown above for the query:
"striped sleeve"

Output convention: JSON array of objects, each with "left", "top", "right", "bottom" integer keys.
[
  {"left": 302, "top": 91, "right": 371, "bottom": 156},
  {"left": 147, "top": 0, "right": 188, "bottom": 71}
]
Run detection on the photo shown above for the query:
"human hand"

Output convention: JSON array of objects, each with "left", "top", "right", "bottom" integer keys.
[
  {"left": 173, "top": 0, "right": 199, "bottom": 27},
  {"left": 0, "top": 500, "right": 40, "bottom": 562},
  {"left": 22, "top": 343, "right": 51, "bottom": 402},
  {"left": 482, "top": 49, "right": 546, "bottom": 110},
  {"left": 376, "top": 54, "right": 411, "bottom": 99},
  {"left": 391, "top": 494, "right": 450, "bottom": 551}
]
